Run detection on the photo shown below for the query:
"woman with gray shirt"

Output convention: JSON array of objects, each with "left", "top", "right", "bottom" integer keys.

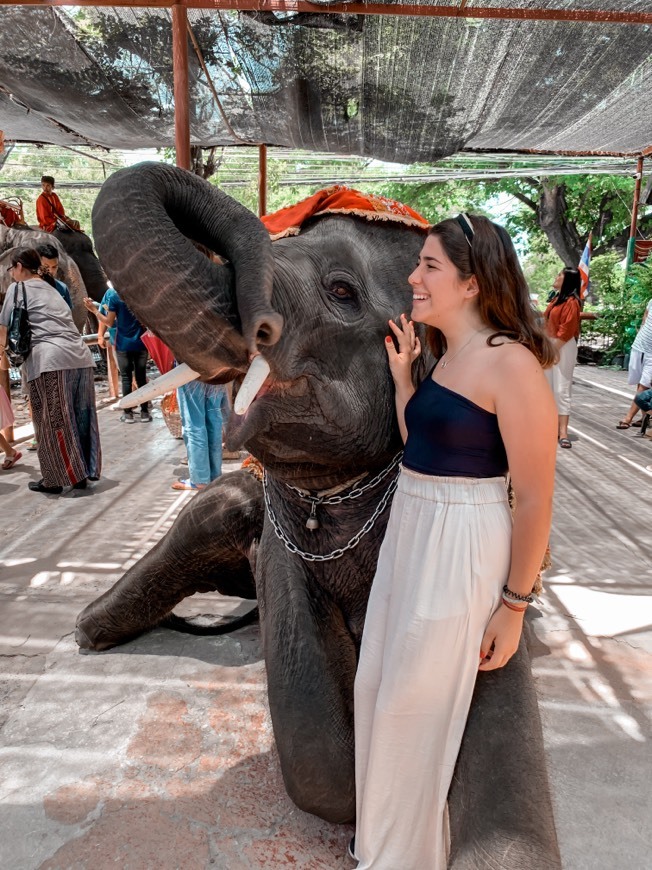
[{"left": 0, "top": 248, "right": 101, "bottom": 493}]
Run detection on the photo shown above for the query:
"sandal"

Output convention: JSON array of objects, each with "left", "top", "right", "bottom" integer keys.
[
  {"left": 1, "top": 450, "right": 22, "bottom": 470},
  {"left": 171, "top": 479, "right": 207, "bottom": 491},
  {"left": 616, "top": 421, "right": 631, "bottom": 429},
  {"left": 558, "top": 437, "right": 572, "bottom": 449}
]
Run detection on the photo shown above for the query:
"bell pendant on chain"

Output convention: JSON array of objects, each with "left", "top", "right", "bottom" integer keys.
[{"left": 306, "top": 502, "right": 320, "bottom": 531}]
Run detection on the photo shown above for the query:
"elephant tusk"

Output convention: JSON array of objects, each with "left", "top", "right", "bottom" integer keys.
[
  {"left": 234, "top": 355, "right": 271, "bottom": 415},
  {"left": 117, "top": 363, "right": 200, "bottom": 409}
]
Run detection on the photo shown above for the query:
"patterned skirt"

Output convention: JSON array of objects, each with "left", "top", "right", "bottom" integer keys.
[{"left": 29, "top": 368, "right": 102, "bottom": 487}]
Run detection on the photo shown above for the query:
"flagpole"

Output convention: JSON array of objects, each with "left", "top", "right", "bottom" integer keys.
[{"left": 626, "top": 156, "right": 644, "bottom": 268}]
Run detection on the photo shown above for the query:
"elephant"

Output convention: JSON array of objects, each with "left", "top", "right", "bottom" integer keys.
[
  {"left": 50, "top": 227, "right": 109, "bottom": 303},
  {"left": 76, "top": 163, "right": 561, "bottom": 869},
  {"left": 0, "top": 225, "right": 93, "bottom": 331}
]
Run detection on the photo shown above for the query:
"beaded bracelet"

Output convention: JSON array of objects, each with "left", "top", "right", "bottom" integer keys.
[
  {"left": 502, "top": 584, "right": 534, "bottom": 604},
  {"left": 502, "top": 597, "right": 527, "bottom": 613}
]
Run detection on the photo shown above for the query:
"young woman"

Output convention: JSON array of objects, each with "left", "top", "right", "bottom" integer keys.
[
  {"left": 352, "top": 215, "right": 557, "bottom": 869},
  {"left": 543, "top": 268, "right": 582, "bottom": 447},
  {"left": 0, "top": 248, "right": 101, "bottom": 493}
]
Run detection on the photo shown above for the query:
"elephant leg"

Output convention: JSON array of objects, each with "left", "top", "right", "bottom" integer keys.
[
  {"left": 76, "top": 471, "right": 264, "bottom": 650},
  {"left": 259, "top": 550, "right": 358, "bottom": 823},
  {"left": 448, "top": 630, "right": 561, "bottom": 869}
]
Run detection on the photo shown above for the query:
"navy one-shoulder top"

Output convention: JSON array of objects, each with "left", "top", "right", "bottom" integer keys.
[{"left": 402, "top": 372, "right": 508, "bottom": 478}]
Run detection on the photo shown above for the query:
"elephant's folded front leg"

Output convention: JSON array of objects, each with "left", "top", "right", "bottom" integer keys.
[{"left": 76, "top": 471, "right": 263, "bottom": 650}]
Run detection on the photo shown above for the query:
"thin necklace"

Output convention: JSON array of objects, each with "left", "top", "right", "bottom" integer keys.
[{"left": 440, "top": 329, "right": 485, "bottom": 368}]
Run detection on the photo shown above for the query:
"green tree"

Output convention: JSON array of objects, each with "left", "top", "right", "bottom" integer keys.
[{"left": 475, "top": 175, "right": 651, "bottom": 266}]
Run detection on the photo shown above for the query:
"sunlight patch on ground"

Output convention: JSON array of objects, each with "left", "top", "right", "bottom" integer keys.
[{"left": 550, "top": 578, "right": 652, "bottom": 639}]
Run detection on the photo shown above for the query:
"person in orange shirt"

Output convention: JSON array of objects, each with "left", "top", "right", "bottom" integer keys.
[
  {"left": 543, "top": 267, "right": 582, "bottom": 448},
  {"left": 35, "top": 175, "right": 82, "bottom": 233}
]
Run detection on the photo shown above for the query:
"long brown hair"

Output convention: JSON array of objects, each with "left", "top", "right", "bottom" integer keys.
[{"left": 425, "top": 216, "right": 556, "bottom": 368}]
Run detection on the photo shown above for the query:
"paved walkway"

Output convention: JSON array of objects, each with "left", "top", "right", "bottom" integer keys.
[{"left": 0, "top": 367, "right": 650, "bottom": 869}]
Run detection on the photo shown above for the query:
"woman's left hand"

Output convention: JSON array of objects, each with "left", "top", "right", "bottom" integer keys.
[{"left": 478, "top": 604, "right": 525, "bottom": 671}]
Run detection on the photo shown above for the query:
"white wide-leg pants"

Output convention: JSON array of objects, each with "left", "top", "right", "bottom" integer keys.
[
  {"left": 545, "top": 336, "right": 577, "bottom": 416},
  {"left": 354, "top": 469, "right": 512, "bottom": 870}
]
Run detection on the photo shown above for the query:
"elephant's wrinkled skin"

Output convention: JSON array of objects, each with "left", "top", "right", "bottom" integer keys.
[
  {"left": 0, "top": 225, "right": 91, "bottom": 330},
  {"left": 76, "top": 164, "right": 560, "bottom": 868}
]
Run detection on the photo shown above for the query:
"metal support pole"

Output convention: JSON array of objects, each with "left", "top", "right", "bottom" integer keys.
[
  {"left": 172, "top": 3, "right": 191, "bottom": 170},
  {"left": 258, "top": 144, "right": 267, "bottom": 217},
  {"left": 626, "top": 155, "right": 644, "bottom": 267}
]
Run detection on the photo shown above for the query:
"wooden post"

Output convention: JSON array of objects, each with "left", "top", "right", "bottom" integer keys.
[
  {"left": 627, "top": 155, "right": 644, "bottom": 267},
  {"left": 258, "top": 144, "right": 267, "bottom": 217},
  {"left": 172, "top": 3, "right": 191, "bottom": 170}
]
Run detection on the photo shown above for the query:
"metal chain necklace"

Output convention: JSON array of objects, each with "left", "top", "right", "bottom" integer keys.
[
  {"left": 263, "top": 464, "right": 401, "bottom": 562},
  {"left": 282, "top": 452, "right": 403, "bottom": 530},
  {"left": 440, "top": 329, "right": 484, "bottom": 368}
]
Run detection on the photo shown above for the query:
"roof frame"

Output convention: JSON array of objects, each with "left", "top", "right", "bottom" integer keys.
[
  {"left": 1, "top": 1, "right": 651, "bottom": 158},
  {"left": 5, "top": 0, "right": 652, "bottom": 26}
]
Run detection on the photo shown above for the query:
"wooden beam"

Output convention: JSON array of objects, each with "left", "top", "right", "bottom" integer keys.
[
  {"left": 172, "top": 3, "right": 190, "bottom": 170},
  {"left": 629, "top": 156, "right": 644, "bottom": 240},
  {"left": 626, "top": 155, "right": 644, "bottom": 267},
  {"left": 4, "top": 0, "right": 652, "bottom": 26}
]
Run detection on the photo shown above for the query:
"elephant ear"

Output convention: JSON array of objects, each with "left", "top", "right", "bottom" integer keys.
[{"left": 92, "top": 163, "right": 282, "bottom": 377}]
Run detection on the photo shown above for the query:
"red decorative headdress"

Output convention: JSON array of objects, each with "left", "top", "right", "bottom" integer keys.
[{"left": 261, "top": 185, "right": 430, "bottom": 240}]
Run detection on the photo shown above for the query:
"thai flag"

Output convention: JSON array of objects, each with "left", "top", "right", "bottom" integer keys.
[{"left": 578, "top": 233, "right": 592, "bottom": 300}]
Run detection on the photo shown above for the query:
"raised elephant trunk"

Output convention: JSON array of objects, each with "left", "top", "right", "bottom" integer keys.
[{"left": 91, "top": 162, "right": 282, "bottom": 376}]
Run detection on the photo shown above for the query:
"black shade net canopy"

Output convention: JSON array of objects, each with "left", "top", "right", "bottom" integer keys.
[{"left": 0, "top": 2, "right": 651, "bottom": 161}]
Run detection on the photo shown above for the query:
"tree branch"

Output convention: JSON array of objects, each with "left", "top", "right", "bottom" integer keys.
[{"left": 510, "top": 189, "right": 538, "bottom": 211}]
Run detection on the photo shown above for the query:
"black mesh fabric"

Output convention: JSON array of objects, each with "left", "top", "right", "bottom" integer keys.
[{"left": 0, "top": 4, "right": 650, "bottom": 159}]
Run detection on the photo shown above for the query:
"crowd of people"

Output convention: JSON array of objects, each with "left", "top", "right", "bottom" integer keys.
[
  {"left": 0, "top": 250, "right": 239, "bottom": 494},
  {"left": 0, "top": 172, "right": 242, "bottom": 491}
]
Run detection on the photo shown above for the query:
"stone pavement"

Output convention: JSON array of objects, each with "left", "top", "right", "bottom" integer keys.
[{"left": 0, "top": 367, "right": 650, "bottom": 869}]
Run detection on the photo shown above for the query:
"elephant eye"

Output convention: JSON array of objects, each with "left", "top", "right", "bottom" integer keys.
[{"left": 328, "top": 282, "right": 355, "bottom": 301}]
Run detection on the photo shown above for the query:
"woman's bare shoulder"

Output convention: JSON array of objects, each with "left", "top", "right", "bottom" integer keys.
[{"left": 486, "top": 339, "right": 545, "bottom": 380}]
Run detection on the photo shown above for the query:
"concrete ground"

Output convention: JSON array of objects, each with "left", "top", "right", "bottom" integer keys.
[{"left": 0, "top": 366, "right": 650, "bottom": 869}]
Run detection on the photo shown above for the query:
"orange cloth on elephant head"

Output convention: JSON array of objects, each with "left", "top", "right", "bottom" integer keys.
[{"left": 260, "top": 186, "right": 430, "bottom": 240}]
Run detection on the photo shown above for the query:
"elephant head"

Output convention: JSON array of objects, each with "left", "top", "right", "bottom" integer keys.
[
  {"left": 0, "top": 225, "right": 88, "bottom": 331},
  {"left": 92, "top": 163, "right": 427, "bottom": 488}
]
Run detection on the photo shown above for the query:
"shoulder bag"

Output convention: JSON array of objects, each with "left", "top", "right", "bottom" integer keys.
[{"left": 5, "top": 282, "right": 32, "bottom": 366}]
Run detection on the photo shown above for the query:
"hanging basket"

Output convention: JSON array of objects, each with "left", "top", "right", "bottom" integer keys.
[{"left": 161, "top": 391, "right": 183, "bottom": 439}]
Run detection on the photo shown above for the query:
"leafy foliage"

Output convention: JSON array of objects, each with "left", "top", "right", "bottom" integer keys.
[{"left": 581, "top": 254, "right": 652, "bottom": 358}]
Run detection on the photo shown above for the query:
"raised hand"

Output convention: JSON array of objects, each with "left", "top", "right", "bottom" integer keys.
[{"left": 385, "top": 313, "right": 421, "bottom": 388}]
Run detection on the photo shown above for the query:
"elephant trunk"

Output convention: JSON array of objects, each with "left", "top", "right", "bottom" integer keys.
[{"left": 92, "top": 162, "right": 282, "bottom": 376}]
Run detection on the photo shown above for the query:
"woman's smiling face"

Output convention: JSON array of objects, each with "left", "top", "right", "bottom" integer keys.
[{"left": 408, "top": 234, "right": 469, "bottom": 328}]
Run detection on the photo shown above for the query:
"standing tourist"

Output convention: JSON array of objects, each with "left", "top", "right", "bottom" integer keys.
[
  {"left": 352, "top": 215, "right": 557, "bottom": 869},
  {"left": 616, "top": 297, "right": 652, "bottom": 430},
  {"left": 0, "top": 351, "right": 22, "bottom": 469},
  {"left": 0, "top": 248, "right": 101, "bottom": 493},
  {"left": 543, "top": 267, "right": 582, "bottom": 448},
  {"left": 84, "top": 289, "right": 151, "bottom": 422},
  {"left": 37, "top": 243, "right": 73, "bottom": 309},
  {"left": 173, "top": 379, "right": 227, "bottom": 491}
]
